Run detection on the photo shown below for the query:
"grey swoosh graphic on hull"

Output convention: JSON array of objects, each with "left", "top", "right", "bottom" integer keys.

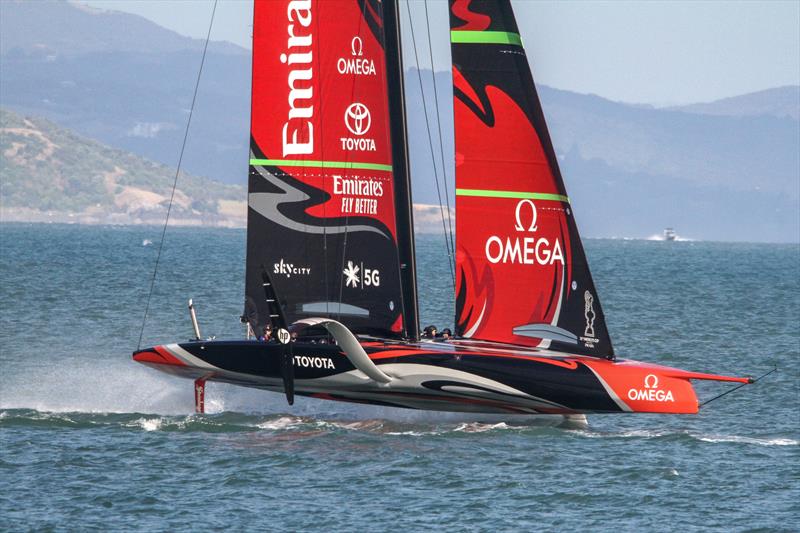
[
  {"left": 249, "top": 164, "right": 387, "bottom": 238},
  {"left": 513, "top": 324, "right": 578, "bottom": 344},
  {"left": 300, "top": 302, "right": 370, "bottom": 317}
]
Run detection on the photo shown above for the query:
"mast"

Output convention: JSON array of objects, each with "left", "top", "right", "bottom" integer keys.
[{"left": 383, "top": 0, "right": 419, "bottom": 341}]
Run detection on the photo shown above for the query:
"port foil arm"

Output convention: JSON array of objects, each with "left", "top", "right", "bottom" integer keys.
[{"left": 290, "top": 318, "right": 393, "bottom": 383}]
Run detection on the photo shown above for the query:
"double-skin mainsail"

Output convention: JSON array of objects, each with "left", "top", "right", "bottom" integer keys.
[{"left": 244, "top": 0, "right": 418, "bottom": 340}]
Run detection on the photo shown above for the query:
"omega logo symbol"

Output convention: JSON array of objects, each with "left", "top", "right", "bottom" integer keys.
[
  {"left": 514, "top": 199, "right": 538, "bottom": 232},
  {"left": 483, "top": 198, "right": 564, "bottom": 266},
  {"left": 344, "top": 103, "right": 371, "bottom": 136},
  {"left": 351, "top": 36, "right": 363, "bottom": 57},
  {"left": 627, "top": 373, "right": 675, "bottom": 402}
]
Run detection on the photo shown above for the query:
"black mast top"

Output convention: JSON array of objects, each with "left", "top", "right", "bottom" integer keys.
[{"left": 383, "top": 0, "right": 419, "bottom": 340}]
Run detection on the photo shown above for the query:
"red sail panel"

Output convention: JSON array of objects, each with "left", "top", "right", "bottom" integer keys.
[
  {"left": 450, "top": 0, "right": 613, "bottom": 357},
  {"left": 245, "top": 0, "right": 405, "bottom": 337}
]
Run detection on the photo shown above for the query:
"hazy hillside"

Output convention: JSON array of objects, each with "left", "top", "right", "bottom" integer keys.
[
  {"left": 669, "top": 86, "right": 800, "bottom": 120},
  {"left": 538, "top": 85, "right": 799, "bottom": 200},
  {"left": 1, "top": 0, "right": 797, "bottom": 241},
  {"left": 0, "top": 0, "right": 243, "bottom": 56},
  {"left": 0, "top": 108, "right": 245, "bottom": 226},
  {"left": 404, "top": 72, "right": 799, "bottom": 242},
  {"left": 0, "top": 0, "right": 251, "bottom": 184}
]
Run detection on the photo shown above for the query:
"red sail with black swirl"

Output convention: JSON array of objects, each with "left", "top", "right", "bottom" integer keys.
[
  {"left": 245, "top": 0, "right": 408, "bottom": 338},
  {"left": 450, "top": 0, "right": 614, "bottom": 357}
]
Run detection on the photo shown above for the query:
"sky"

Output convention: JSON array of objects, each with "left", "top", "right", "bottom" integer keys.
[{"left": 79, "top": 0, "right": 800, "bottom": 106}]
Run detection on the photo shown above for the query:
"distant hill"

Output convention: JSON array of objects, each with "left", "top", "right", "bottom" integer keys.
[
  {"left": 537, "top": 84, "right": 799, "bottom": 200},
  {"left": 0, "top": 0, "right": 244, "bottom": 56},
  {"left": 669, "top": 86, "right": 800, "bottom": 120},
  {"left": 0, "top": 107, "right": 246, "bottom": 226},
  {"left": 0, "top": 0, "right": 251, "bottom": 184},
  {"left": 0, "top": 107, "right": 448, "bottom": 231},
  {"left": 405, "top": 72, "right": 799, "bottom": 242},
  {"left": 1, "top": 0, "right": 797, "bottom": 242}
]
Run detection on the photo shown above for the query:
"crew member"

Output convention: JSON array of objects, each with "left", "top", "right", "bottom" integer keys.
[
  {"left": 259, "top": 324, "right": 273, "bottom": 342},
  {"left": 423, "top": 325, "right": 437, "bottom": 339}
]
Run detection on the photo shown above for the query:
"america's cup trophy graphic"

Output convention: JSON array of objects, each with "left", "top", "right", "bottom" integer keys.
[{"left": 584, "top": 290, "right": 596, "bottom": 338}]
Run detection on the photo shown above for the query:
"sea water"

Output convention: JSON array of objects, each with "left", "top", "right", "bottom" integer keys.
[{"left": 1, "top": 224, "right": 797, "bottom": 531}]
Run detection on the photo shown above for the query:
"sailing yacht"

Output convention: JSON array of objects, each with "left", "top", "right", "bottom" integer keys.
[{"left": 134, "top": 0, "right": 751, "bottom": 415}]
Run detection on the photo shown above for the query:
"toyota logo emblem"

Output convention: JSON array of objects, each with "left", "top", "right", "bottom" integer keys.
[{"left": 344, "top": 103, "right": 371, "bottom": 136}]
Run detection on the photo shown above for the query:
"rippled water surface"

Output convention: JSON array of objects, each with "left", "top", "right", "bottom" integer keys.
[{"left": 1, "top": 224, "right": 798, "bottom": 531}]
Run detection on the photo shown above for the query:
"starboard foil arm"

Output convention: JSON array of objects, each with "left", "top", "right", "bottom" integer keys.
[{"left": 290, "top": 318, "right": 393, "bottom": 383}]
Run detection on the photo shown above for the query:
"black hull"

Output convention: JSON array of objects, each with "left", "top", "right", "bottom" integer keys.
[{"left": 133, "top": 338, "right": 747, "bottom": 415}]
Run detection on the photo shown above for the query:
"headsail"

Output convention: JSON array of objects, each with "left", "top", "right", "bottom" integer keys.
[
  {"left": 449, "top": 0, "right": 614, "bottom": 357},
  {"left": 245, "top": 0, "right": 415, "bottom": 338}
]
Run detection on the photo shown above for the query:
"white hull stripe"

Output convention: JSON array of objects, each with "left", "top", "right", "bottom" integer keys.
[
  {"left": 582, "top": 364, "right": 632, "bottom": 412},
  {"left": 164, "top": 344, "right": 219, "bottom": 370}
]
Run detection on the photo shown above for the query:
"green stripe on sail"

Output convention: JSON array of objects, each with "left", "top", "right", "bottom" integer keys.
[
  {"left": 456, "top": 188, "right": 569, "bottom": 203},
  {"left": 450, "top": 31, "right": 522, "bottom": 46},
  {"left": 250, "top": 158, "right": 393, "bottom": 172}
]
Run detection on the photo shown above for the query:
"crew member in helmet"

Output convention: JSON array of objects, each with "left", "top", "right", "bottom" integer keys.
[
  {"left": 259, "top": 323, "right": 273, "bottom": 342},
  {"left": 423, "top": 325, "right": 437, "bottom": 339},
  {"left": 438, "top": 328, "right": 452, "bottom": 341}
]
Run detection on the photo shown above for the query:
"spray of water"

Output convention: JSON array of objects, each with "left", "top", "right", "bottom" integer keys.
[
  {"left": 0, "top": 353, "right": 571, "bottom": 427},
  {"left": 5, "top": 359, "right": 796, "bottom": 445}
]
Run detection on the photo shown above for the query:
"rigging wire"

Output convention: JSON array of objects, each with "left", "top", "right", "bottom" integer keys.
[
  {"left": 699, "top": 367, "right": 776, "bottom": 407},
  {"left": 335, "top": 8, "right": 367, "bottom": 323},
  {"left": 312, "top": 7, "right": 333, "bottom": 321},
  {"left": 404, "top": 0, "right": 456, "bottom": 290},
  {"left": 136, "top": 0, "right": 218, "bottom": 351},
  {"left": 423, "top": 0, "right": 456, "bottom": 273}
]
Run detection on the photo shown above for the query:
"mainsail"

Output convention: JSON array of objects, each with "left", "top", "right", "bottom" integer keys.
[
  {"left": 245, "top": 0, "right": 416, "bottom": 339},
  {"left": 449, "top": 0, "right": 614, "bottom": 357}
]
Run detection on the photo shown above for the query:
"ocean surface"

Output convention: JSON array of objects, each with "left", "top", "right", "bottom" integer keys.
[{"left": 1, "top": 223, "right": 798, "bottom": 531}]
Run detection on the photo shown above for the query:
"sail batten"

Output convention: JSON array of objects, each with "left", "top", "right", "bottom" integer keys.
[
  {"left": 450, "top": 0, "right": 614, "bottom": 358},
  {"left": 450, "top": 30, "right": 522, "bottom": 45},
  {"left": 249, "top": 159, "right": 393, "bottom": 172},
  {"left": 456, "top": 189, "right": 569, "bottom": 202}
]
